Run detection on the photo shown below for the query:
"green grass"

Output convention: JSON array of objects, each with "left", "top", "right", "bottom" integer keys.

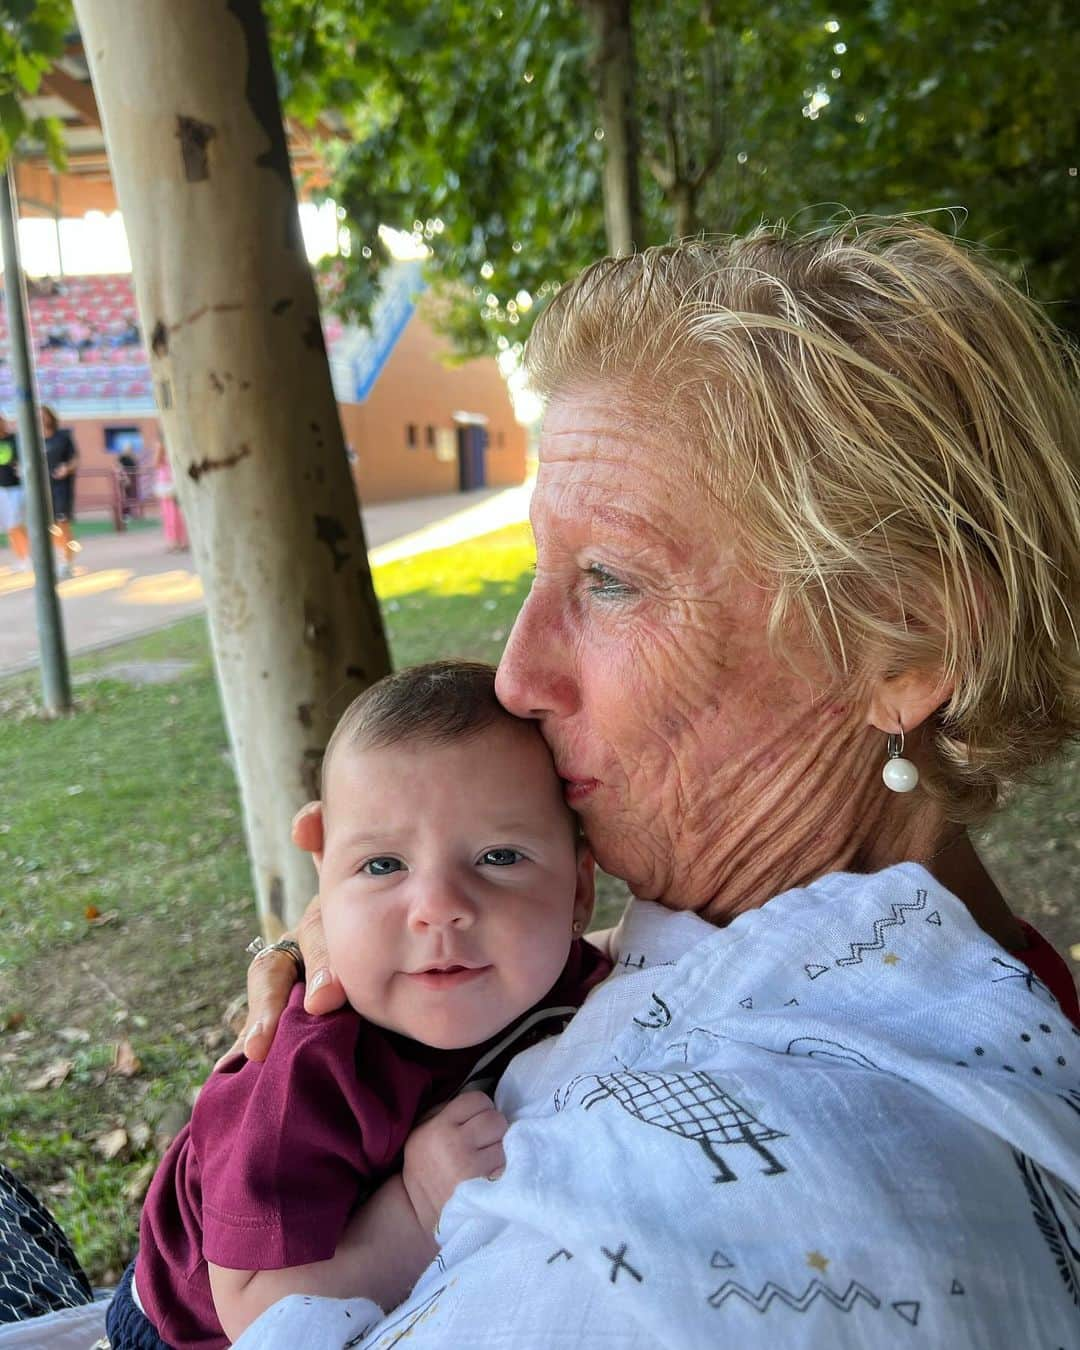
[{"left": 1, "top": 517, "right": 1076, "bottom": 1283}]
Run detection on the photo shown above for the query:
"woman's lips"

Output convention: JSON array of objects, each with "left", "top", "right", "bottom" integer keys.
[
  {"left": 406, "top": 965, "right": 491, "bottom": 990},
  {"left": 562, "top": 777, "right": 599, "bottom": 804}
]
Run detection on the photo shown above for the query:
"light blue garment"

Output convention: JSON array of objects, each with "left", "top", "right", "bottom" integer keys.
[{"left": 235, "top": 865, "right": 1080, "bottom": 1349}]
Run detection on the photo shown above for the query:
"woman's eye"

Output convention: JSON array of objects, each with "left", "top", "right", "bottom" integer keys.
[
  {"left": 585, "top": 563, "right": 634, "bottom": 597},
  {"left": 480, "top": 848, "right": 523, "bottom": 867},
  {"left": 361, "top": 857, "right": 404, "bottom": 876}
]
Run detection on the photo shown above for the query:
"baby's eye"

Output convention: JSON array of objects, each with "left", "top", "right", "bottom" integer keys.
[
  {"left": 480, "top": 848, "right": 523, "bottom": 867},
  {"left": 361, "top": 856, "right": 404, "bottom": 876}
]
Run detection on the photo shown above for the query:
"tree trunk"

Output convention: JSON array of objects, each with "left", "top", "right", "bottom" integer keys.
[
  {"left": 74, "top": 0, "right": 391, "bottom": 933},
  {"left": 582, "top": 0, "right": 643, "bottom": 255},
  {"left": 671, "top": 182, "right": 698, "bottom": 240}
]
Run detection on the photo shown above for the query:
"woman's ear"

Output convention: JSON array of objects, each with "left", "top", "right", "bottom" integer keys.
[
  {"left": 866, "top": 668, "right": 955, "bottom": 737},
  {"left": 572, "top": 845, "right": 596, "bottom": 933}
]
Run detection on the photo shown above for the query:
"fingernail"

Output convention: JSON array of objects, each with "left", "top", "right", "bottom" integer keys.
[
  {"left": 308, "top": 968, "right": 330, "bottom": 996},
  {"left": 243, "top": 1020, "right": 263, "bottom": 1053}
]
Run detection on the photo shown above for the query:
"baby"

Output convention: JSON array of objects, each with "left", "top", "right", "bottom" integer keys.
[{"left": 108, "top": 660, "right": 610, "bottom": 1349}]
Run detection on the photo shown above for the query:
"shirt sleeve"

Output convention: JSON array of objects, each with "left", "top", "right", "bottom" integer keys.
[{"left": 192, "top": 989, "right": 385, "bottom": 1271}]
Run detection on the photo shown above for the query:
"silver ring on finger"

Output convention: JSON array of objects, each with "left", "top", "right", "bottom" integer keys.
[{"left": 245, "top": 936, "right": 305, "bottom": 978}]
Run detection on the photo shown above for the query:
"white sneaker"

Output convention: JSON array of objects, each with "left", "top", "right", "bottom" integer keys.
[
  {"left": 56, "top": 562, "right": 72, "bottom": 580},
  {"left": 14, "top": 559, "right": 31, "bottom": 573}
]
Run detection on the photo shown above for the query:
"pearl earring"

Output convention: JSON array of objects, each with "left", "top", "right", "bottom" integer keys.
[
  {"left": 882, "top": 729, "right": 919, "bottom": 793},
  {"left": 571, "top": 920, "right": 584, "bottom": 936}
]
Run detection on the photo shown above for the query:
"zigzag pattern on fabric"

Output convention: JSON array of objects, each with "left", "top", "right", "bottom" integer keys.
[
  {"left": 708, "top": 1277, "right": 881, "bottom": 1313},
  {"left": 835, "top": 889, "right": 928, "bottom": 967}
]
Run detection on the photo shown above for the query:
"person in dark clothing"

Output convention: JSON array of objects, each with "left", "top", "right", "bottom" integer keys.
[
  {"left": 117, "top": 448, "right": 141, "bottom": 522},
  {"left": 41, "top": 405, "right": 79, "bottom": 579}
]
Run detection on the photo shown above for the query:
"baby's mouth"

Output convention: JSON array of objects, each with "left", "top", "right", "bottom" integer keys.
[{"left": 406, "top": 963, "right": 491, "bottom": 989}]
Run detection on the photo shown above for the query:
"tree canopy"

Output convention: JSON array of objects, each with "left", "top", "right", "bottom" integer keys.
[
  {"left": 0, "top": 0, "right": 70, "bottom": 167},
  {"left": 4, "top": 1, "right": 1077, "bottom": 347},
  {"left": 266, "top": 1, "right": 1079, "bottom": 350}
]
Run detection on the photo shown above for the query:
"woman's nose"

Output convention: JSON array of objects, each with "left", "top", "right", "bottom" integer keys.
[{"left": 496, "top": 591, "right": 577, "bottom": 720}]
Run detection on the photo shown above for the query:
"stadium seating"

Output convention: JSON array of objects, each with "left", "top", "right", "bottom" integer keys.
[{"left": 0, "top": 273, "right": 346, "bottom": 409}]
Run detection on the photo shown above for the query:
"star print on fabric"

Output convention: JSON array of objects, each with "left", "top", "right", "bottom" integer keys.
[
  {"left": 806, "top": 1251, "right": 830, "bottom": 1272},
  {"left": 882, "top": 953, "right": 900, "bottom": 966}
]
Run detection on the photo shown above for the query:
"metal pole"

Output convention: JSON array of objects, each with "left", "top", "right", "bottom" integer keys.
[{"left": 0, "top": 161, "right": 72, "bottom": 714}]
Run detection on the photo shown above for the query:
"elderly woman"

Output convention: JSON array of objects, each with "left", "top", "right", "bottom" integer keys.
[{"left": 235, "top": 220, "right": 1079, "bottom": 1349}]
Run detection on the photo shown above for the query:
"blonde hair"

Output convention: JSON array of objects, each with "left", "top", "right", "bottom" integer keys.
[{"left": 525, "top": 218, "right": 1080, "bottom": 821}]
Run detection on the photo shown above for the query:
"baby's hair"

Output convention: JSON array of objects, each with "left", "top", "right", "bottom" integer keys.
[{"left": 321, "top": 660, "right": 514, "bottom": 800}]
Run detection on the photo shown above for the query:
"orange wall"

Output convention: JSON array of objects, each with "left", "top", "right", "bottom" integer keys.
[{"left": 341, "top": 311, "right": 527, "bottom": 504}]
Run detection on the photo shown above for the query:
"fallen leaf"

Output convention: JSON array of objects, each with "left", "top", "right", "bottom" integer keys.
[
  {"left": 129, "top": 1121, "right": 152, "bottom": 1151},
  {"left": 84, "top": 904, "right": 100, "bottom": 921},
  {"left": 111, "top": 1040, "right": 142, "bottom": 1077},
  {"left": 88, "top": 909, "right": 119, "bottom": 927},
  {"left": 56, "top": 1026, "right": 91, "bottom": 1044},
  {"left": 95, "top": 1127, "right": 128, "bottom": 1160},
  {"left": 1, "top": 1010, "right": 25, "bottom": 1032},
  {"left": 123, "top": 1159, "right": 156, "bottom": 1203},
  {"left": 26, "top": 1058, "right": 73, "bottom": 1091}
]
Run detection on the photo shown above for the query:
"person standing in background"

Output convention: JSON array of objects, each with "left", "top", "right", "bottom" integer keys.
[
  {"left": 41, "top": 406, "right": 79, "bottom": 580},
  {"left": 116, "top": 446, "right": 140, "bottom": 523},
  {"left": 153, "top": 439, "right": 189, "bottom": 552},
  {"left": 0, "top": 413, "right": 30, "bottom": 572}
]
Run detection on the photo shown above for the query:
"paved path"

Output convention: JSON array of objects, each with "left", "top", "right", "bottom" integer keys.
[{"left": 0, "top": 479, "right": 533, "bottom": 675}]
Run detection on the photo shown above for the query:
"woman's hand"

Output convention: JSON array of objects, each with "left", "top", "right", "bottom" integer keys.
[
  {"left": 221, "top": 803, "right": 346, "bottom": 1064},
  {"left": 402, "top": 1092, "right": 508, "bottom": 1234}
]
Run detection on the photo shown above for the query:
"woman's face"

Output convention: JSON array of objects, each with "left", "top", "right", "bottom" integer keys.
[{"left": 496, "top": 386, "right": 867, "bottom": 913}]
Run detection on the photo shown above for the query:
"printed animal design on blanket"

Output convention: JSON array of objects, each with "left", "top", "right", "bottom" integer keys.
[
  {"left": 1013, "top": 1151, "right": 1080, "bottom": 1308},
  {"left": 557, "top": 1069, "right": 787, "bottom": 1183}
]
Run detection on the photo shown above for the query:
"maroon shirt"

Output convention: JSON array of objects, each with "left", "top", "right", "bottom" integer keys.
[{"left": 135, "top": 939, "right": 611, "bottom": 1349}]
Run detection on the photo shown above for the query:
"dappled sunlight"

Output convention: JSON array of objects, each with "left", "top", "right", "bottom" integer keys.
[
  {"left": 120, "top": 570, "right": 204, "bottom": 605},
  {"left": 0, "top": 568, "right": 35, "bottom": 597},
  {"left": 57, "top": 568, "right": 133, "bottom": 598}
]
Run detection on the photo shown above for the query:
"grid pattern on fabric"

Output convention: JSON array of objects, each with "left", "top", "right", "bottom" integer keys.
[{"left": 0, "top": 1162, "right": 93, "bottom": 1323}]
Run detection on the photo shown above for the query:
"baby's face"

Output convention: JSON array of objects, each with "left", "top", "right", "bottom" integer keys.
[{"left": 317, "top": 718, "right": 592, "bottom": 1049}]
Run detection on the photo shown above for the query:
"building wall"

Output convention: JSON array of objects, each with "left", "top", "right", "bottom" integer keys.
[
  {"left": 55, "top": 312, "right": 526, "bottom": 514},
  {"left": 341, "top": 311, "right": 527, "bottom": 504}
]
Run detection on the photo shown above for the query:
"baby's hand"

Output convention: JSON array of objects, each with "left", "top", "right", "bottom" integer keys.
[{"left": 402, "top": 1091, "right": 507, "bottom": 1234}]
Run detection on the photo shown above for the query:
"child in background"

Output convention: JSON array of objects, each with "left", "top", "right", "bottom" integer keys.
[
  {"left": 108, "top": 661, "right": 610, "bottom": 1349},
  {"left": 152, "top": 440, "right": 188, "bottom": 552}
]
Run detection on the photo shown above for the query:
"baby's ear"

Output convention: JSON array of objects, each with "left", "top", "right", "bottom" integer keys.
[
  {"left": 293, "top": 801, "right": 325, "bottom": 866},
  {"left": 572, "top": 845, "right": 596, "bottom": 933}
]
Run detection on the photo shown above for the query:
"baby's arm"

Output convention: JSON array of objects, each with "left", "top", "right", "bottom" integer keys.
[{"left": 208, "top": 1090, "right": 506, "bottom": 1341}]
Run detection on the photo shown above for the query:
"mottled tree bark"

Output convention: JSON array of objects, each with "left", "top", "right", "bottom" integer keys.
[{"left": 74, "top": 0, "right": 391, "bottom": 931}]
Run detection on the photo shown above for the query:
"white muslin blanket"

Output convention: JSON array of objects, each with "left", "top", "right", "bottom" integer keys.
[{"left": 235, "top": 863, "right": 1080, "bottom": 1348}]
